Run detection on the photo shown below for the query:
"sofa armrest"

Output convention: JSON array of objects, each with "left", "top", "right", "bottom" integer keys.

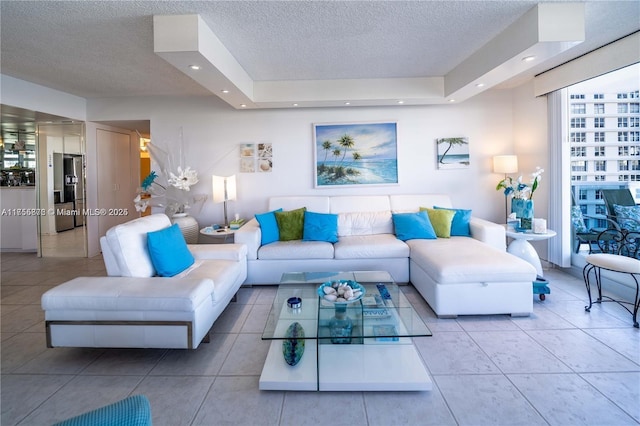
[
  {"left": 469, "top": 217, "right": 506, "bottom": 251},
  {"left": 233, "top": 218, "right": 260, "bottom": 260},
  {"left": 188, "top": 243, "right": 248, "bottom": 262}
]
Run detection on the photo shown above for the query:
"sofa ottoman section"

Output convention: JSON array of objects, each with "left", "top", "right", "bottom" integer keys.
[
  {"left": 42, "top": 277, "right": 217, "bottom": 349},
  {"left": 407, "top": 238, "right": 537, "bottom": 317}
]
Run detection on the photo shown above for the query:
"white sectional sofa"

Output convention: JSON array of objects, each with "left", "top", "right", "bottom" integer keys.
[
  {"left": 42, "top": 214, "right": 247, "bottom": 349},
  {"left": 234, "top": 194, "right": 537, "bottom": 317}
]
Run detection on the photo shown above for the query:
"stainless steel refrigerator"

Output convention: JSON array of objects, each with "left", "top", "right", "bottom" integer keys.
[{"left": 63, "top": 154, "right": 85, "bottom": 227}]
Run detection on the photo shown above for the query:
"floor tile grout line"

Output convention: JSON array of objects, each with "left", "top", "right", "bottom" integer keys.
[{"left": 576, "top": 371, "right": 640, "bottom": 423}]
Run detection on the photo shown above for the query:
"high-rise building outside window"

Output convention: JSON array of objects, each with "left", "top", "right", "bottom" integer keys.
[{"left": 568, "top": 64, "right": 639, "bottom": 245}]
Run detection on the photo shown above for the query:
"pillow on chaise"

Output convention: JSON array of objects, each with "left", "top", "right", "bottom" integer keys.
[
  {"left": 392, "top": 211, "right": 437, "bottom": 241},
  {"left": 303, "top": 211, "right": 339, "bottom": 243},
  {"left": 255, "top": 208, "right": 283, "bottom": 245},
  {"left": 421, "top": 208, "right": 456, "bottom": 238},
  {"left": 275, "top": 207, "right": 307, "bottom": 241},
  {"left": 147, "top": 224, "right": 194, "bottom": 277},
  {"left": 433, "top": 206, "right": 472, "bottom": 236}
]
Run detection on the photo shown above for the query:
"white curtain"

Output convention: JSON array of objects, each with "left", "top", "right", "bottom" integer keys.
[{"left": 547, "top": 89, "right": 572, "bottom": 267}]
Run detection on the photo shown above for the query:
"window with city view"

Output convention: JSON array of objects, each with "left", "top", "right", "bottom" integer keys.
[{"left": 568, "top": 64, "right": 640, "bottom": 236}]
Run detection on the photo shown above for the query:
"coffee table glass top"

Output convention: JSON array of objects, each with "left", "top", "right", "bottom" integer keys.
[{"left": 262, "top": 271, "right": 432, "bottom": 341}]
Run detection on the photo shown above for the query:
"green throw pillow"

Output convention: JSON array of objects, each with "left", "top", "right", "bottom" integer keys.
[
  {"left": 421, "top": 207, "right": 455, "bottom": 238},
  {"left": 275, "top": 207, "right": 307, "bottom": 241}
]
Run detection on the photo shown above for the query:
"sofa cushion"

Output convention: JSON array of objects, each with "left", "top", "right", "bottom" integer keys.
[
  {"left": 303, "top": 211, "right": 339, "bottom": 243},
  {"left": 147, "top": 224, "right": 195, "bottom": 277},
  {"left": 275, "top": 207, "right": 306, "bottom": 241},
  {"left": 392, "top": 211, "right": 437, "bottom": 241},
  {"left": 258, "top": 240, "right": 334, "bottom": 260},
  {"left": 105, "top": 214, "right": 171, "bottom": 277},
  {"left": 175, "top": 259, "right": 244, "bottom": 302},
  {"left": 435, "top": 206, "right": 472, "bottom": 237},
  {"left": 334, "top": 234, "right": 409, "bottom": 259},
  {"left": 407, "top": 237, "right": 536, "bottom": 284},
  {"left": 338, "top": 211, "right": 393, "bottom": 236},
  {"left": 41, "top": 276, "right": 214, "bottom": 312},
  {"left": 422, "top": 208, "right": 455, "bottom": 238},
  {"left": 255, "top": 208, "right": 282, "bottom": 245}
]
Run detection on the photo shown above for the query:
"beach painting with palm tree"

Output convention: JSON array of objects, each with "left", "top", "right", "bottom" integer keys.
[
  {"left": 313, "top": 122, "right": 398, "bottom": 187},
  {"left": 436, "top": 137, "right": 470, "bottom": 169}
]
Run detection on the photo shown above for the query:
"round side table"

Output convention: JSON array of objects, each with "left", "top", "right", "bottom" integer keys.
[
  {"left": 505, "top": 227, "right": 556, "bottom": 300},
  {"left": 200, "top": 227, "right": 235, "bottom": 243}
]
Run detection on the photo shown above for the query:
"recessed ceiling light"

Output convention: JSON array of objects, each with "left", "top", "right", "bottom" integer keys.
[
  {"left": 221, "top": 90, "right": 229, "bottom": 94},
  {"left": 344, "top": 102, "right": 351, "bottom": 106},
  {"left": 397, "top": 100, "right": 404, "bottom": 104},
  {"left": 240, "top": 104, "right": 247, "bottom": 108},
  {"left": 522, "top": 55, "right": 536, "bottom": 62},
  {"left": 448, "top": 99, "right": 456, "bottom": 103},
  {"left": 293, "top": 103, "right": 299, "bottom": 107},
  {"left": 188, "top": 65, "right": 201, "bottom": 70},
  {"left": 475, "top": 83, "right": 485, "bottom": 88}
]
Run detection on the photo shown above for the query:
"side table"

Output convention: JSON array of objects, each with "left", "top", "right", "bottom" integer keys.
[
  {"left": 199, "top": 226, "right": 236, "bottom": 244},
  {"left": 505, "top": 227, "right": 556, "bottom": 300}
]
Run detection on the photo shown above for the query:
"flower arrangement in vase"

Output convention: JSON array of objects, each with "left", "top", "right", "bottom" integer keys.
[
  {"left": 496, "top": 167, "right": 544, "bottom": 229},
  {"left": 133, "top": 128, "right": 203, "bottom": 217}
]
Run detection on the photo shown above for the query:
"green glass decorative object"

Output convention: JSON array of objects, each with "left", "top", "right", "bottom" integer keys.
[{"left": 282, "top": 322, "right": 305, "bottom": 366}]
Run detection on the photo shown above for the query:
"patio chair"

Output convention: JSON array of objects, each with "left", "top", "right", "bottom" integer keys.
[
  {"left": 600, "top": 188, "right": 636, "bottom": 225},
  {"left": 571, "top": 195, "right": 611, "bottom": 254},
  {"left": 599, "top": 188, "right": 640, "bottom": 258}
]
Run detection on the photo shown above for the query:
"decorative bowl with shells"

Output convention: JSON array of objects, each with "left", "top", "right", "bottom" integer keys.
[{"left": 317, "top": 280, "right": 366, "bottom": 304}]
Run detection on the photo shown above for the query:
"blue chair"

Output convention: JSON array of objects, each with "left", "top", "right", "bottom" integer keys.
[{"left": 53, "top": 395, "right": 152, "bottom": 426}]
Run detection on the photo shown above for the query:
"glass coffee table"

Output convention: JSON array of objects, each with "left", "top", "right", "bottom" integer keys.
[{"left": 259, "top": 271, "right": 432, "bottom": 391}]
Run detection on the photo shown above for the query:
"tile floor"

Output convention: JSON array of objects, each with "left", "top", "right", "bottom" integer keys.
[{"left": 1, "top": 252, "right": 639, "bottom": 425}]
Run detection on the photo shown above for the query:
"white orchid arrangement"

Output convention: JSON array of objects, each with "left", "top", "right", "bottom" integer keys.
[
  {"left": 497, "top": 167, "right": 544, "bottom": 200},
  {"left": 133, "top": 129, "right": 204, "bottom": 216},
  {"left": 168, "top": 166, "right": 198, "bottom": 191}
]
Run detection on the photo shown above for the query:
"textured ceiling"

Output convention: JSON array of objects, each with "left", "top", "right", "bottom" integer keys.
[{"left": 1, "top": 1, "right": 639, "bottom": 101}]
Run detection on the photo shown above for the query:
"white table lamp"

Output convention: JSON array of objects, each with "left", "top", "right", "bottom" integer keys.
[
  {"left": 212, "top": 175, "right": 237, "bottom": 227},
  {"left": 493, "top": 155, "right": 518, "bottom": 176}
]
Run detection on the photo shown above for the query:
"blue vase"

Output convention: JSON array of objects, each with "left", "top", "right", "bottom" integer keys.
[
  {"left": 329, "top": 306, "right": 353, "bottom": 344},
  {"left": 511, "top": 199, "right": 534, "bottom": 229}
]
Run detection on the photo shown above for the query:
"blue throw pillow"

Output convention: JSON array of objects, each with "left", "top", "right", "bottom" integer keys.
[
  {"left": 255, "top": 208, "right": 283, "bottom": 245},
  {"left": 392, "top": 211, "right": 437, "bottom": 241},
  {"left": 303, "top": 211, "right": 338, "bottom": 243},
  {"left": 147, "top": 224, "right": 195, "bottom": 277},
  {"left": 434, "top": 206, "right": 472, "bottom": 236}
]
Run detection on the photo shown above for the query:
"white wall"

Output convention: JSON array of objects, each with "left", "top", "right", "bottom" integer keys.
[
  {"left": 89, "top": 90, "right": 525, "bottom": 228},
  {"left": 1, "top": 74, "right": 86, "bottom": 120},
  {"left": 512, "top": 81, "right": 550, "bottom": 262}
]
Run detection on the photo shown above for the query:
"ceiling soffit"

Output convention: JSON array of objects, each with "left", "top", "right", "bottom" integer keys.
[{"left": 154, "top": 3, "right": 585, "bottom": 109}]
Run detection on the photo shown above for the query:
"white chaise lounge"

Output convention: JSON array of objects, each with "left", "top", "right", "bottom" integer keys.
[{"left": 42, "top": 214, "right": 247, "bottom": 349}]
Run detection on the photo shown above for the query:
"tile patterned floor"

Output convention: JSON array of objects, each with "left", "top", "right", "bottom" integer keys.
[{"left": 1, "top": 253, "right": 639, "bottom": 425}]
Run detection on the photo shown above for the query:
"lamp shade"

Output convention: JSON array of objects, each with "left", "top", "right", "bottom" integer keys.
[
  {"left": 493, "top": 155, "right": 518, "bottom": 174},
  {"left": 212, "top": 175, "right": 237, "bottom": 203}
]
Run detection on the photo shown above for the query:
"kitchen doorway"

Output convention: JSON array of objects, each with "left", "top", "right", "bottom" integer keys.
[{"left": 37, "top": 123, "right": 87, "bottom": 257}]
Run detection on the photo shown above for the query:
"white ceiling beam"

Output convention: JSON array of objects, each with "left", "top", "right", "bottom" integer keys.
[
  {"left": 445, "top": 3, "right": 585, "bottom": 101},
  {"left": 154, "top": 14, "right": 255, "bottom": 108},
  {"left": 154, "top": 5, "right": 585, "bottom": 109},
  {"left": 253, "top": 77, "right": 444, "bottom": 108}
]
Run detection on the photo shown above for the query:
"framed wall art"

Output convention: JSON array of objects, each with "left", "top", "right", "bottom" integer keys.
[
  {"left": 239, "top": 142, "right": 273, "bottom": 173},
  {"left": 313, "top": 121, "right": 398, "bottom": 187},
  {"left": 436, "top": 137, "right": 469, "bottom": 169}
]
